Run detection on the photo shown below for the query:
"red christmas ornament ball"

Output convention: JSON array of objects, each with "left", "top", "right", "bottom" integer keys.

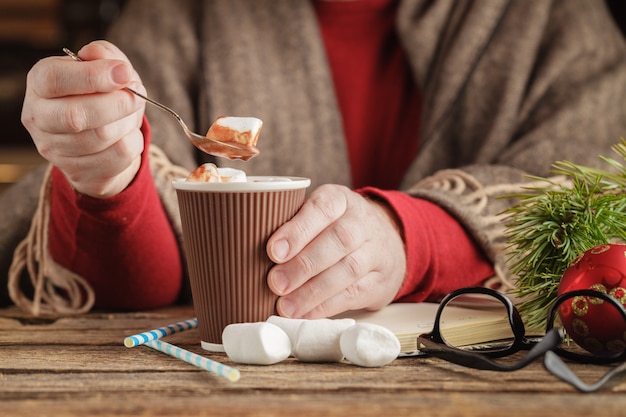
[{"left": 557, "top": 243, "right": 626, "bottom": 357}]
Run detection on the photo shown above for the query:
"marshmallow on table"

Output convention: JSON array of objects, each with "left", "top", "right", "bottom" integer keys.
[
  {"left": 292, "top": 318, "right": 356, "bottom": 363},
  {"left": 266, "top": 315, "right": 305, "bottom": 347},
  {"left": 340, "top": 323, "right": 401, "bottom": 368},
  {"left": 222, "top": 322, "right": 291, "bottom": 365},
  {"left": 223, "top": 317, "right": 400, "bottom": 367}
]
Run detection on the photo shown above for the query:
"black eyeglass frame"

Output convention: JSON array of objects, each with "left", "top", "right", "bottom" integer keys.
[
  {"left": 418, "top": 286, "right": 626, "bottom": 368},
  {"left": 416, "top": 286, "right": 626, "bottom": 390},
  {"left": 420, "top": 287, "right": 533, "bottom": 358},
  {"left": 416, "top": 286, "right": 563, "bottom": 372},
  {"left": 545, "top": 288, "right": 626, "bottom": 365}
]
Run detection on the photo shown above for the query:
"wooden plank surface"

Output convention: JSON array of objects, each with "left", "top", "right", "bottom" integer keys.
[{"left": 1, "top": 305, "right": 625, "bottom": 417}]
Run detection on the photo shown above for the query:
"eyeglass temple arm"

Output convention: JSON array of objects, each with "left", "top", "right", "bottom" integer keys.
[
  {"left": 543, "top": 351, "right": 626, "bottom": 392},
  {"left": 417, "top": 329, "right": 562, "bottom": 372}
]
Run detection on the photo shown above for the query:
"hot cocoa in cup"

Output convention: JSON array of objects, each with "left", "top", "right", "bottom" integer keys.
[{"left": 173, "top": 166, "right": 310, "bottom": 351}]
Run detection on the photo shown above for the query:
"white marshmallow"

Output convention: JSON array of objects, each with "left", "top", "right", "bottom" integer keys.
[
  {"left": 292, "top": 318, "right": 355, "bottom": 363},
  {"left": 185, "top": 163, "right": 247, "bottom": 183},
  {"left": 222, "top": 322, "right": 291, "bottom": 365},
  {"left": 216, "top": 167, "right": 247, "bottom": 182},
  {"left": 266, "top": 315, "right": 306, "bottom": 347},
  {"left": 207, "top": 116, "right": 263, "bottom": 146},
  {"left": 215, "top": 116, "right": 262, "bottom": 134},
  {"left": 340, "top": 323, "right": 401, "bottom": 367}
]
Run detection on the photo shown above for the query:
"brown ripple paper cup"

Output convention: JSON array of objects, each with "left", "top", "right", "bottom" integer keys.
[{"left": 173, "top": 176, "right": 310, "bottom": 351}]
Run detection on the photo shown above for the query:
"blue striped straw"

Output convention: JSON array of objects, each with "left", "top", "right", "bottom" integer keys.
[
  {"left": 145, "top": 339, "right": 240, "bottom": 382},
  {"left": 124, "top": 318, "right": 198, "bottom": 348}
]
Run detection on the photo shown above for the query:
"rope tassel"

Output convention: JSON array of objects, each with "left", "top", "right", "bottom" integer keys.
[
  {"left": 8, "top": 164, "right": 95, "bottom": 316},
  {"left": 6, "top": 144, "right": 190, "bottom": 317}
]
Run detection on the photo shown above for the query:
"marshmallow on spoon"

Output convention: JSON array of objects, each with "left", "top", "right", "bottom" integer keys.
[
  {"left": 206, "top": 116, "right": 263, "bottom": 147},
  {"left": 340, "top": 323, "right": 401, "bottom": 367},
  {"left": 292, "top": 318, "right": 356, "bottom": 363},
  {"left": 222, "top": 322, "right": 291, "bottom": 365}
]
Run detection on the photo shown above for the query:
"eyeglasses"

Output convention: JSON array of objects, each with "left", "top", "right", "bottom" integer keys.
[{"left": 416, "top": 287, "right": 626, "bottom": 392}]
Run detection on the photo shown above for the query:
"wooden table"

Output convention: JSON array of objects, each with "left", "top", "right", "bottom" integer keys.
[{"left": 1, "top": 305, "right": 625, "bottom": 417}]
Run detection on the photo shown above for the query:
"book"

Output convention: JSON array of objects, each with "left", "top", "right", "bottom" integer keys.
[{"left": 333, "top": 302, "right": 533, "bottom": 355}]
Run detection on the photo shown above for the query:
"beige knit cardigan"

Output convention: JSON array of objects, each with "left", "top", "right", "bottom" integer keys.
[{"left": 2, "top": 0, "right": 626, "bottom": 311}]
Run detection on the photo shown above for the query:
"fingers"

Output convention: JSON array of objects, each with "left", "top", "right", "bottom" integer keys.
[
  {"left": 20, "top": 40, "right": 148, "bottom": 198},
  {"left": 23, "top": 40, "right": 144, "bottom": 134},
  {"left": 36, "top": 103, "right": 145, "bottom": 198},
  {"left": 266, "top": 186, "right": 407, "bottom": 319},
  {"left": 59, "top": 126, "right": 145, "bottom": 198},
  {"left": 299, "top": 272, "right": 392, "bottom": 319},
  {"left": 267, "top": 185, "right": 353, "bottom": 297},
  {"left": 28, "top": 47, "right": 134, "bottom": 99},
  {"left": 24, "top": 81, "right": 145, "bottom": 135},
  {"left": 34, "top": 108, "right": 144, "bottom": 156},
  {"left": 64, "top": 128, "right": 143, "bottom": 182},
  {"left": 268, "top": 184, "right": 350, "bottom": 265},
  {"left": 274, "top": 244, "right": 386, "bottom": 319},
  {"left": 78, "top": 40, "right": 133, "bottom": 62}
]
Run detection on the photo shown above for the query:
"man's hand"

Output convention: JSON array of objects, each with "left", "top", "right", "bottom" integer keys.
[
  {"left": 21, "top": 40, "right": 146, "bottom": 198},
  {"left": 267, "top": 184, "right": 407, "bottom": 319}
]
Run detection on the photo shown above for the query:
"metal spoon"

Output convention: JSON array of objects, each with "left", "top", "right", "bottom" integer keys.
[{"left": 63, "top": 48, "right": 259, "bottom": 161}]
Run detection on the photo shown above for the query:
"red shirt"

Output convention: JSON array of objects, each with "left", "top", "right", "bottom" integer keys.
[
  {"left": 47, "top": 0, "right": 493, "bottom": 310},
  {"left": 313, "top": 0, "right": 421, "bottom": 189},
  {"left": 314, "top": 0, "right": 493, "bottom": 301},
  {"left": 49, "top": 120, "right": 182, "bottom": 309}
]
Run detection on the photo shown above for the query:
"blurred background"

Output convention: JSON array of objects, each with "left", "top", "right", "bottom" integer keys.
[
  {"left": 0, "top": 0, "right": 624, "bottom": 194},
  {"left": 0, "top": 0, "right": 125, "bottom": 193}
]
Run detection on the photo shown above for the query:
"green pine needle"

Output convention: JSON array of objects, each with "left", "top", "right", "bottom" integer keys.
[{"left": 503, "top": 139, "right": 626, "bottom": 329}]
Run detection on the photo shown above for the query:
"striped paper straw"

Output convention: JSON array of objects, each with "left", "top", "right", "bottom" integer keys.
[
  {"left": 145, "top": 339, "right": 240, "bottom": 382},
  {"left": 124, "top": 318, "right": 198, "bottom": 348}
]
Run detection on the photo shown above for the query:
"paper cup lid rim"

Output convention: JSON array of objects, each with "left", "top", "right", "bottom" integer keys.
[{"left": 172, "top": 176, "right": 311, "bottom": 191}]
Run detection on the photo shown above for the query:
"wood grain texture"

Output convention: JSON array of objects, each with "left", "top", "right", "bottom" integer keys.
[{"left": 1, "top": 306, "right": 625, "bottom": 416}]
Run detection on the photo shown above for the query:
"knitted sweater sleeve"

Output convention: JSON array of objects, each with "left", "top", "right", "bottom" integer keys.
[{"left": 48, "top": 119, "right": 183, "bottom": 310}]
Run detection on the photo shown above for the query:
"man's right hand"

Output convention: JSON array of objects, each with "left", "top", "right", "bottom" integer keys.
[{"left": 21, "top": 40, "right": 147, "bottom": 198}]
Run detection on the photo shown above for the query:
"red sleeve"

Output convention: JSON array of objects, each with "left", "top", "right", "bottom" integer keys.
[
  {"left": 48, "top": 117, "right": 183, "bottom": 310},
  {"left": 357, "top": 187, "right": 494, "bottom": 303}
]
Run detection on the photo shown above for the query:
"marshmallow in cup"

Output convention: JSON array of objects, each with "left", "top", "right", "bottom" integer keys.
[{"left": 176, "top": 164, "right": 309, "bottom": 192}]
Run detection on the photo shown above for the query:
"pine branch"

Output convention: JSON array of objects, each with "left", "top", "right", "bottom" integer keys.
[{"left": 503, "top": 139, "right": 626, "bottom": 329}]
